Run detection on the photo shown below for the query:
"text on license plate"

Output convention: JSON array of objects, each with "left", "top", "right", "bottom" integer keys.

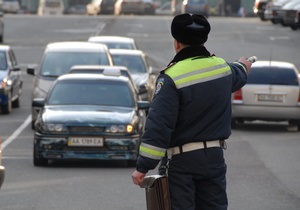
[
  {"left": 257, "top": 94, "right": 283, "bottom": 102},
  {"left": 68, "top": 137, "right": 104, "bottom": 147}
]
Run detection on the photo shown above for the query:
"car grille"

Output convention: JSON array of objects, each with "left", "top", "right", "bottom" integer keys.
[{"left": 68, "top": 126, "right": 104, "bottom": 133}]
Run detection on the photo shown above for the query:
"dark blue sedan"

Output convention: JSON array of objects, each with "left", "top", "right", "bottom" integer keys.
[{"left": 33, "top": 72, "right": 149, "bottom": 166}]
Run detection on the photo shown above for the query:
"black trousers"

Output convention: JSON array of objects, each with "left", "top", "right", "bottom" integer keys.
[{"left": 159, "top": 147, "right": 227, "bottom": 210}]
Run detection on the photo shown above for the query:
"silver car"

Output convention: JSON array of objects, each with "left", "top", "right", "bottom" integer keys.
[
  {"left": 109, "top": 49, "right": 156, "bottom": 102},
  {"left": 88, "top": 36, "right": 138, "bottom": 50},
  {"left": 232, "top": 61, "right": 300, "bottom": 130},
  {"left": 27, "top": 42, "right": 113, "bottom": 129}
]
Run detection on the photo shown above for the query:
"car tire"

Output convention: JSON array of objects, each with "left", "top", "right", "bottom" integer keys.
[
  {"left": 290, "top": 25, "right": 298, "bottom": 31},
  {"left": 0, "top": 34, "right": 3, "bottom": 43},
  {"left": 289, "top": 120, "right": 300, "bottom": 131},
  {"left": 33, "top": 146, "right": 48, "bottom": 166},
  {"left": 1, "top": 91, "right": 12, "bottom": 114}
]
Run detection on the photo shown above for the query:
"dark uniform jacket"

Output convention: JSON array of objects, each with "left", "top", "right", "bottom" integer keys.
[{"left": 136, "top": 45, "right": 247, "bottom": 173}]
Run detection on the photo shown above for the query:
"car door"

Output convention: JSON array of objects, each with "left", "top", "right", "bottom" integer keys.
[{"left": 8, "top": 49, "right": 21, "bottom": 100}]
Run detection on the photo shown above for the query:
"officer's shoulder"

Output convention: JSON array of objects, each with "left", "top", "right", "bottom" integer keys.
[{"left": 160, "top": 62, "right": 177, "bottom": 74}]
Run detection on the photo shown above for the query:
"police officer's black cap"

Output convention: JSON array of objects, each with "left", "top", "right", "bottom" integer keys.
[{"left": 171, "top": 13, "right": 211, "bottom": 45}]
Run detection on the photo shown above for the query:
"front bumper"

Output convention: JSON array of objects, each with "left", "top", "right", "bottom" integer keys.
[
  {"left": 0, "top": 165, "right": 5, "bottom": 188},
  {"left": 34, "top": 134, "right": 140, "bottom": 161}
]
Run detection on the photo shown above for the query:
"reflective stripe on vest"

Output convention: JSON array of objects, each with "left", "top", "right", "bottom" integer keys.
[
  {"left": 165, "top": 56, "right": 232, "bottom": 89},
  {"left": 139, "top": 142, "right": 166, "bottom": 160}
]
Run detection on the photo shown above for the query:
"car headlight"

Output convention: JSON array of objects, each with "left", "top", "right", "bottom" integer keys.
[
  {"left": 41, "top": 123, "right": 68, "bottom": 133},
  {"left": 1, "top": 77, "right": 11, "bottom": 88},
  {"left": 105, "top": 125, "right": 134, "bottom": 133}
]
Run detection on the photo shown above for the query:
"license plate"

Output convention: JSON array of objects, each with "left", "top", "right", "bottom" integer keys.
[
  {"left": 68, "top": 137, "right": 104, "bottom": 147},
  {"left": 257, "top": 94, "right": 283, "bottom": 102}
]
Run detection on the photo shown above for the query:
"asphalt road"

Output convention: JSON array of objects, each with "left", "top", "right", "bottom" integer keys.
[{"left": 0, "top": 14, "right": 300, "bottom": 210}]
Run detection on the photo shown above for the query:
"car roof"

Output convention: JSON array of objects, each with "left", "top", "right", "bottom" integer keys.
[
  {"left": 58, "top": 72, "right": 130, "bottom": 83},
  {"left": 251, "top": 61, "right": 296, "bottom": 69},
  {"left": 0, "top": 45, "right": 10, "bottom": 51},
  {"left": 109, "top": 49, "right": 144, "bottom": 56},
  {"left": 69, "top": 65, "right": 130, "bottom": 75},
  {"left": 45, "top": 42, "right": 109, "bottom": 53},
  {"left": 88, "top": 36, "right": 134, "bottom": 43}
]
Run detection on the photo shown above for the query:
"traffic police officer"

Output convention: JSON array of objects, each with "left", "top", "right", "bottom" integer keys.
[{"left": 132, "top": 13, "right": 252, "bottom": 210}]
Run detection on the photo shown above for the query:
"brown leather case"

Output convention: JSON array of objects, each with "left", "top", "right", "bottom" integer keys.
[{"left": 140, "top": 175, "right": 171, "bottom": 210}]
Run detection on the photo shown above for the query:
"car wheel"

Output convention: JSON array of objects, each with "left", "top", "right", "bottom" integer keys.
[
  {"left": 33, "top": 146, "right": 48, "bottom": 166},
  {"left": 289, "top": 120, "right": 300, "bottom": 131},
  {"left": 0, "top": 34, "right": 3, "bottom": 43},
  {"left": 1, "top": 91, "right": 12, "bottom": 114},
  {"left": 290, "top": 25, "right": 298, "bottom": 31},
  {"left": 231, "top": 119, "right": 237, "bottom": 129}
]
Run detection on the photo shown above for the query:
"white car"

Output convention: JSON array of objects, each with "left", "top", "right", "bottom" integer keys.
[
  {"left": 232, "top": 61, "right": 300, "bottom": 130},
  {"left": 88, "top": 35, "right": 139, "bottom": 50},
  {"left": 109, "top": 49, "right": 156, "bottom": 102},
  {"left": 27, "top": 42, "right": 114, "bottom": 129}
]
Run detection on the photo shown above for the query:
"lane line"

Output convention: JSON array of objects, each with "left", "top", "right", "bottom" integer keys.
[{"left": 2, "top": 115, "right": 31, "bottom": 150}]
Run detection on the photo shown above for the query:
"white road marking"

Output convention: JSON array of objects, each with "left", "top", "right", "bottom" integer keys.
[{"left": 2, "top": 115, "right": 31, "bottom": 150}]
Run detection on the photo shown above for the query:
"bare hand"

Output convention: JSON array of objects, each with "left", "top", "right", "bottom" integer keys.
[
  {"left": 238, "top": 56, "right": 253, "bottom": 73},
  {"left": 132, "top": 170, "right": 146, "bottom": 186}
]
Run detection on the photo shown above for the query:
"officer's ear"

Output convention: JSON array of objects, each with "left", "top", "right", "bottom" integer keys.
[{"left": 174, "top": 39, "right": 181, "bottom": 53}]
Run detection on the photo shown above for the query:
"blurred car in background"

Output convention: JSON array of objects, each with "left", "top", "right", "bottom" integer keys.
[
  {"left": 232, "top": 61, "right": 300, "bottom": 130},
  {"left": 280, "top": 0, "right": 300, "bottom": 29},
  {"left": 264, "top": 0, "right": 291, "bottom": 24},
  {"left": 100, "top": 0, "right": 117, "bottom": 14},
  {"left": 0, "top": 45, "right": 22, "bottom": 114},
  {"left": 33, "top": 73, "right": 149, "bottom": 166},
  {"left": 2, "top": 0, "right": 20, "bottom": 13},
  {"left": 27, "top": 42, "right": 113, "bottom": 129},
  {"left": 109, "top": 49, "right": 156, "bottom": 101},
  {"left": 155, "top": 1, "right": 171, "bottom": 15},
  {"left": 86, "top": 0, "right": 101, "bottom": 15},
  {"left": 253, "top": 0, "right": 271, "bottom": 20},
  {"left": 88, "top": 36, "right": 139, "bottom": 50},
  {"left": 64, "top": 4, "right": 87, "bottom": 15},
  {"left": 181, "top": 0, "right": 209, "bottom": 17},
  {"left": 114, "top": 0, "right": 156, "bottom": 15},
  {"left": 37, "top": 0, "right": 64, "bottom": 15},
  {"left": 0, "top": 138, "right": 5, "bottom": 189}
]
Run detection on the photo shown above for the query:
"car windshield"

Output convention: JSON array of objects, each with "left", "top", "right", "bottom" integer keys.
[
  {"left": 247, "top": 67, "right": 299, "bottom": 85},
  {"left": 47, "top": 79, "right": 134, "bottom": 107},
  {"left": 40, "top": 52, "right": 110, "bottom": 77},
  {"left": 111, "top": 54, "right": 146, "bottom": 73},
  {"left": 0, "top": 52, "right": 7, "bottom": 70}
]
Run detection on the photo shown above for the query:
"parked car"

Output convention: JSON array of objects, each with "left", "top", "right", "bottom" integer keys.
[
  {"left": 27, "top": 42, "right": 113, "bottom": 129},
  {"left": 253, "top": 0, "right": 272, "bottom": 21},
  {"left": 37, "top": 0, "right": 65, "bottom": 16},
  {"left": 33, "top": 72, "right": 149, "bottom": 166},
  {"left": 114, "top": 0, "right": 156, "bottom": 15},
  {"left": 264, "top": 0, "right": 291, "bottom": 24},
  {"left": 0, "top": 137, "right": 5, "bottom": 189},
  {"left": 2, "top": 0, "right": 20, "bottom": 13},
  {"left": 181, "top": 0, "right": 209, "bottom": 17},
  {"left": 100, "top": 0, "right": 117, "bottom": 14},
  {"left": 281, "top": 0, "right": 300, "bottom": 30},
  {"left": 232, "top": 61, "right": 300, "bottom": 130},
  {"left": 109, "top": 49, "right": 156, "bottom": 101},
  {"left": 64, "top": 4, "right": 87, "bottom": 15},
  {"left": 0, "top": 11, "right": 4, "bottom": 43},
  {"left": 88, "top": 35, "right": 139, "bottom": 50},
  {"left": 155, "top": 1, "right": 172, "bottom": 15},
  {"left": 0, "top": 45, "right": 22, "bottom": 114}
]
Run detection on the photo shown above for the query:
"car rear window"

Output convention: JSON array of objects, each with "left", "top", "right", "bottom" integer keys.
[{"left": 247, "top": 67, "right": 299, "bottom": 86}]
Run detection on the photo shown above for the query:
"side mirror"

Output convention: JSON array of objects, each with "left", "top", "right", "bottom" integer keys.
[
  {"left": 27, "top": 64, "right": 37, "bottom": 75},
  {"left": 137, "top": 101, "right": 150, "bottom": 110},
  {"left": 12, "top": 66, "right": 21, "bottom": 71},
  {"left": 32, "top": 98, "right": 45, "bottom": 108}
]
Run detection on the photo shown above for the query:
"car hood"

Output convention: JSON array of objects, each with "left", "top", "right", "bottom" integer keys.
[
  {"left": 131, "top": 73, "right": 148, "bottom": 86},
  {"left": 41, "top": 105, "right": 136, "bottom": 124}
]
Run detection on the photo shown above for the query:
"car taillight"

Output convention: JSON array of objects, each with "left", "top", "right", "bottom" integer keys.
[{"left": 233, "top": 89, "right": 243, "bottom": 101}]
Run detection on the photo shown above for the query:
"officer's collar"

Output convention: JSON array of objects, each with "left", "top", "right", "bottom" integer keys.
[{"left": 168, "top": 45, "right": 211, "bottom": 66}]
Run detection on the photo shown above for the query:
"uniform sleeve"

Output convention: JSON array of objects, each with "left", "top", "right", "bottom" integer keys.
[
  {"left": 229, "top": 61, "right": 248, "bottom": 93},
  {"left": 136, "top": 73, "right": 180, "bottom": 173}
]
